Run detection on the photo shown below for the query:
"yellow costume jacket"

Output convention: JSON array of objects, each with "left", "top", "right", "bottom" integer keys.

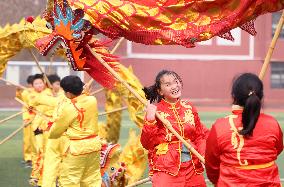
[
  {"left": 16, "top": 88, "right": 35, "bottom": 122},
  {"left": 28, "top": 88, "right": 56, "bottom": 131},
  {"left": 49, "top": 94, "right": 101, "bottom": 155}
]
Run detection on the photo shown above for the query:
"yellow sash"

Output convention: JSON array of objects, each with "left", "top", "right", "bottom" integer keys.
[{"left": 235, "top": 161, "right": 274, "bottom": 170}]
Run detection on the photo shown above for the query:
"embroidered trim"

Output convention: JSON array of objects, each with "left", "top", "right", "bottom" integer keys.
[
  {"left": 229, "top": 115, "right": 248, "bottom": 166},
  {"left": 71, "top": 100, "right": 86, "bottom": 128},
  {"left": 155, "top": 143, "right": 168, "bottom": 155},
  {"left": 145, "top": 120, "right": 157, "bottom": 125}
]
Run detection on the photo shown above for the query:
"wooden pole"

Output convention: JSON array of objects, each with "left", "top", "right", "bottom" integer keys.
[
  {"left": 98, "top": 106, "right": 128, "bottom": 116},
  {"left": 28, "top": 48, "right": 52, "bottom": 88},
  {"left": 48, "top": 56, "right": 54, "bottom": 74},
  {"left": 87, "top": 45, "right": 205, "bottom": 163},
  {"left": 15, "top": 97, "right": 30, "bottom": 108},
  {"left": 85, "top": 37, "right": 124, "bottom": 88},
  {"left": 90, "top": 88, "right": 105, "bottom": 96},
  {"left": 0, "top": 111, "right": 25, "bottom": 126},
  {"left": 14, "top": 98, "right": 50, "bottom": 122},
  {"left": 126, "top": 177, "right": 151, "bottom": 187},
  {"left": 0, "top": 77, "right": 27, "bottom": 89},
  {"left": 111, "top": 37, "right": 124, "bottom": 54},
  {"left": 0, "top": 124, "right": 26, "bottom": 145},
  {"left": 85, "top": 79, "right": 94, "bottom": 91},
  {"left": 259, "top": 11, "right": 284, "bottom": 80}
]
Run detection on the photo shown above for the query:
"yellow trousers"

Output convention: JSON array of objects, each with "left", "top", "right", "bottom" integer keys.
[
  {"left": 30, "top": 131, "right": 49, "bottom": 186},
  {"left": 42, "top": 136, "right": 69, "bottom": 187},
  {"left": 30, "top": 126, "right": 37, "bottom": 177},
  {"left": 30, "top": 133, "right": 44, "bottom": 181},
  {"left": 23, "top": 124, "right": 32, "bottom": 161},
  {"left": 30, "top": 115, "right": 49, "bottom": 180},
  {"left": 59, "top": 151, "right": 102, "bottom": 187}
]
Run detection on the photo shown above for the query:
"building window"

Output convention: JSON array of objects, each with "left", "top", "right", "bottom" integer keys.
[
  {"left": 3, "top": 61, "right": 84, "bottom": 86},
  {"left": 271, "top": 62, "right": 284, "bottom": 88},
  {"left": 272, "top": 12, "right": 284, "bottom": 38}
]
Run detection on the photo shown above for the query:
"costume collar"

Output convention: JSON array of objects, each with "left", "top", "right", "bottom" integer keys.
[
  {"left": 160, "top": 98, "right": 181, "bottom": 108},
  {"left": 232, "top": 105, "right": 243, "bottom": 115},
  {"left": 71, "top": 94, "right": 85, "bottom": 103}
]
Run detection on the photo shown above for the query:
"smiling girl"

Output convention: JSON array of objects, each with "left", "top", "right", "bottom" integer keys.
[{"left": 140, "top": 70, "right": 208, "bottom": 187}]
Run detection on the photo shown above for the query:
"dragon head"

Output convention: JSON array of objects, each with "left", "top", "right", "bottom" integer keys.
[
  {"left": 36, "top": 0, "right": 118, "bottom": 89},
  {"left": 102, "top": 162, "right": 128, "bottom": 187},
  {"left": 100, "top": 143, "right": 129, "bottom": 187},
  {"left": 36, "top": 0, "right": 91, "bottom": 70}
]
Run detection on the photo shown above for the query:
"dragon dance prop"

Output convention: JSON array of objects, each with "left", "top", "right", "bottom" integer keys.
[
  {"left": 0, "top": 15, "right": 147, "bottom": 184},
  {"left": 37, "top": 0, "right": 119, "bottom": 89},
  {"left": 35, "top": 0, "right": 284, "bottom": 184},
  {"left": 102, "top": 64, "right": 148, "bottom": 183},
  {"left": 117, "top": 130, "right": 147, "bottom": 184},
  {"left": 0, "top": 17, "right": 51, "bottom": 76},
  {"left": 103, "top": 88, "right": 123, "bottom": 143},
  {"left": 37, "top": 0, "right": 205, "bottom": 163},
  {"left": 43, "top": 0, "right": 284, "bottom": 48},
  {"left": 99, "top": 65, "right": 148, "bottom": 184},
  {"left": 100, "top": 130, "right": 147, "bottom": 186},
  {"left": 0, "top": 1, "right": 282, "bottom": 186}
]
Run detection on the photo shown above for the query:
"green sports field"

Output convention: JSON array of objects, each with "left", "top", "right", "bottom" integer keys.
[{"left": 0, "top": 110, "right": 283, "bottom": 187}]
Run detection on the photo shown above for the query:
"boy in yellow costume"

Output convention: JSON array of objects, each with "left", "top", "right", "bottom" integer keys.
[
  {"left": 49, "top": 75, "right": 102, "bottom": 187},
  {"left": 41, "top": 74, "right": 69, "bottom": 187},
  {"left": 47, "top": 74, "right": 64, "bottom": 97},
  {"left": 29, "top": 74, "right": 66, "bottom": 186},
  {"left": 28, "top": 74, "right": 54, "bottom": 186},
  {"left": 16, "top": 75, "right": 35, "bottom": 166}
]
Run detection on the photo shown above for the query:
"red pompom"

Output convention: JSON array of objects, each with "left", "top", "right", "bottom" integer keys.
[
  {"left": 25, "top": 16, "right": 35, "bottom": 23},
  {"left": 121, "top": 162, "right": 126, "bottom": 167},
  {"left": 118, "top": 168, "right": 122, "bottom": 172},
  {"left": 47, "top": 121, "right": 54, "bottom": 127}
]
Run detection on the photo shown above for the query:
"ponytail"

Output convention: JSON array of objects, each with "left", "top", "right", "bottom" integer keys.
[
  {"left": 231, "top": 73, "right": 263, "bottom": 136},
  {"left": 240, "top": 93, "right": 261, "bottom": 136},
  {"left": 142, "top": 85, "right": 162, "bottom": 103}
]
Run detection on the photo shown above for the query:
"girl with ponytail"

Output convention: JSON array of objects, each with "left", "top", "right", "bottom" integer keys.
[
  {"left": 205, "top": 73, "right": 283, "bottom": 186},
  {"left": 140, "top": 70, "right": 208, "bottom": 187}
]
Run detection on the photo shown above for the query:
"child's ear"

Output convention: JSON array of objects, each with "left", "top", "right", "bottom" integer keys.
[{"left": 158, "top": 89, "right": 163, "bottom": 96}]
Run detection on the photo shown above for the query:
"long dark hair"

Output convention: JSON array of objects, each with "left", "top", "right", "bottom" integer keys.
[
  {"left": 231, "top": 73, "right": 263, "bottom": 136},
  {"left": 143, "top": 70, "right": 183, "bottom": 103}
]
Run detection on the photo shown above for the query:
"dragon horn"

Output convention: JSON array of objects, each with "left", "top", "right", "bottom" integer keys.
[
  {"left": 53, "top": 0, "right": 57, "bottom": 12},
  {"left": 62, "top": 0, "right": 68, "bottom": 9}
]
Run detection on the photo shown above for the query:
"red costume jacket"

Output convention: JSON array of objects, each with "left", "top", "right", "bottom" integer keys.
[
  {"left": 140, "top": 99, "right": 209, "bottom": 176},
  {"left": 205, "top": 107, "right": 283, "bottom": 187}
]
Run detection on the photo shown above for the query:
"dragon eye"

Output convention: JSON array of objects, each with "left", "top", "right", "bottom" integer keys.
[
  {"left": 46, "top": 22, "right": 52, "bottom": 29},
  {"left": 73, "top": 32, "right": 85, "bottom": 41},
  {"left": 111, "top": 167, "right": 115, "bottom": 171}
]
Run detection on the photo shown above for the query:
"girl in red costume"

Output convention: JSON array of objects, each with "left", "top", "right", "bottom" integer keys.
[
  {"left": 140, "top": 70, "right": 208, "bottom": 187},
  {"left": 205, "top": 73, "right": 283, "bottom": 186}
]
